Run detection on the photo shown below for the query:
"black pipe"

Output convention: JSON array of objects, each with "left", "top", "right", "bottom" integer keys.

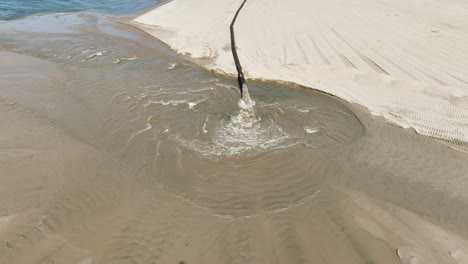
[{"left": 230, "top": 0, "right": 248, "bottom": 97}]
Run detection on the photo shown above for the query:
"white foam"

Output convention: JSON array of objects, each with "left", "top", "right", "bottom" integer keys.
[
  {"left": 304, "top": 127, "right": 319, "bottom": 134},
  {"left": 143, "top": 100, "right": 188, "bottom": 107},
  {"left": 113, "top": 56, "right": 137, "bottom": 64},
  {"left": 174, "top": 106, "right": 295, "bottom": 157},
  {"left": 87, "top": 51, "right": 104, "bottom": 59},
  {"left": 188, "top": 98, "right": 207, "bottom": 109},
  {"left": 202, "top": 116, "right": 209, "bottom": 134}
]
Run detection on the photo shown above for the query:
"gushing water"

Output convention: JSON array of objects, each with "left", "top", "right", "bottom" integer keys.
[{"left": 239, "top": 83, "right": 255, "bottom": 123}]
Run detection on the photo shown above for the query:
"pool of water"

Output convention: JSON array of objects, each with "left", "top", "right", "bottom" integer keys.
[
  {"left": 0, "top": 12, "right": 365, "bottom": 218},
  {"left": 0, "top": 0, "right": 164, "bottom": 20}
]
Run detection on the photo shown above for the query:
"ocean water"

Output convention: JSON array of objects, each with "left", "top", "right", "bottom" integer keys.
[{"left": 0, "top": 0, "right": 165, "bottom": 20}]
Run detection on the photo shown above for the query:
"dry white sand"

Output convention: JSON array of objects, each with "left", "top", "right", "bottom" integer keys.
[{"left": 134, "top": 0, "right": 468, "bottom": 149}]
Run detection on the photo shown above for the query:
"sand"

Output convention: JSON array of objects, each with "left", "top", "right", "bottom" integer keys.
[
  {"left": 1, "top": 10, "right": 468, "bottom": 264},
  {"left": 134, "top": 0, "right": 468, "bottom": 150}
]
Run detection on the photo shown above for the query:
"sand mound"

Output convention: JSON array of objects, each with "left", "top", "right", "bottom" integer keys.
[{"left": 134, "top": 0, "right": 468, "bottom": 150}]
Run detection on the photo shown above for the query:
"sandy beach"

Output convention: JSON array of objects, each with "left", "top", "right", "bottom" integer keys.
[
  {"left": 0, "top": 1, "right": 468, "bottom": 263},
  {"left": 134, "top": 0, "right": 468, "bottom": 150}
]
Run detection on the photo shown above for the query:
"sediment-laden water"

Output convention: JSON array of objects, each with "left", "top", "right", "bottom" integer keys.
[{"left": 1, "top": 12, "right": 468, "bottom": 264}]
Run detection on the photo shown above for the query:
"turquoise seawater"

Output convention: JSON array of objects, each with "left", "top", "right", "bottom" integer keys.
[{"left": 0, "top": 0, "right": 165, "bottom": 20}]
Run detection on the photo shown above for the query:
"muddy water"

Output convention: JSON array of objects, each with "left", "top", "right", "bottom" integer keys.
[{"left": 1, "top": 13, "right": 468, "bottom": 264}]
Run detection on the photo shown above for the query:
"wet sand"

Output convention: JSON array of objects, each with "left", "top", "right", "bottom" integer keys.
[{"left": 1, "top": 13, "right": 468, "bottom": 264}]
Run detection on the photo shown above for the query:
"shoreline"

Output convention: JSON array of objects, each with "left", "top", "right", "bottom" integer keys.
[
  {"left": 133, "top": 0, "right": 468, "bottom": 151},
  {"left": 1, "top": 12, "right": 468, "bottom": 263}
]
